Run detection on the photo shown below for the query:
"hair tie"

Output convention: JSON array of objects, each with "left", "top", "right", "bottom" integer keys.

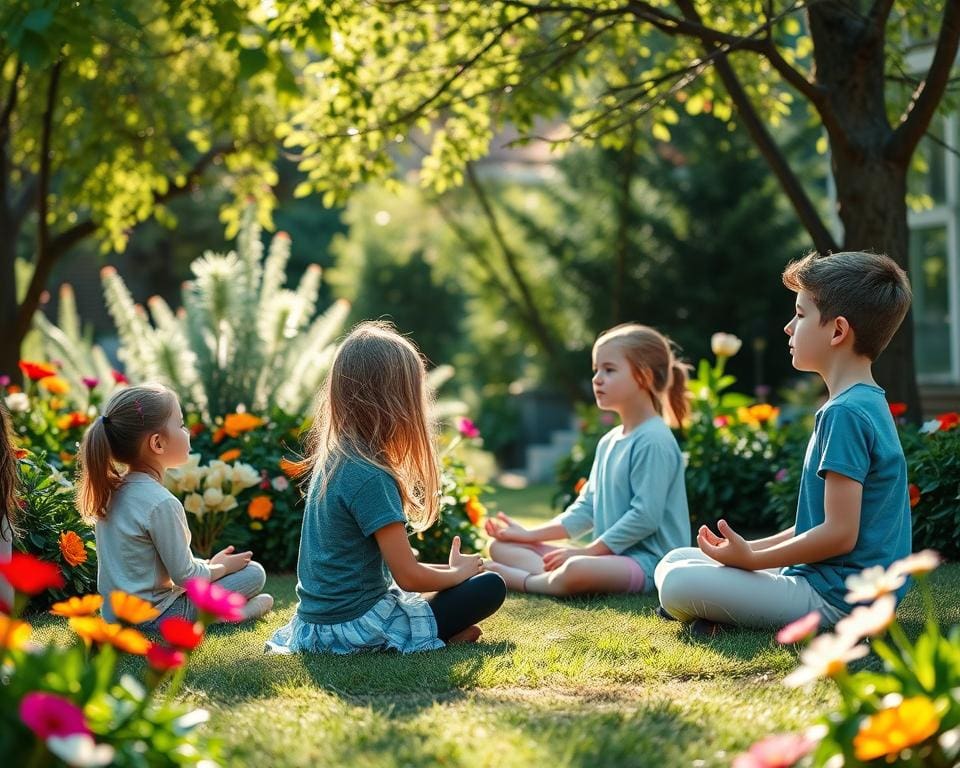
[{"left": 101, "top": 414, "right": 111, "bottom": 425}]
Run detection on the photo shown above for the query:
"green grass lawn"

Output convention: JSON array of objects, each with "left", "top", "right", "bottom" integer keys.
[{"left": 28, "top": 484, "right": 960, "bottom": 766}]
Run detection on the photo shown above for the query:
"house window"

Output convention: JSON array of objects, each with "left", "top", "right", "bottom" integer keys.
[{"left": 907, "top": 114, "right": 959, "bottom": 383}]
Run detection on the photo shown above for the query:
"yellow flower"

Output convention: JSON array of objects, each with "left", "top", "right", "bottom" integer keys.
[
  {"left": 50, "top": 595, "right": 103, "bottom": 618},
  {"left": 0, "top": 614, "right": 31, "bottom": 650},
  {"left": 110, "top": 591, "right": 159, "bottom": 625},
  {"left": 854, "top": 696, "right": 940, "bottom": 761},
  {"left": 219, "top": 448, "right": 242, "bottom": 463},
  {"left": 223, "top": 412, "right": 264, "bottom": 438},
  {"left": 737, "top": 404, "right": 780, "bottom": 427},
  {"left": 59, "top": 531, "right": 87, "bottom": 567},
  {"left": 69, "top": 616, "right": 152, "bottom": 655},
  {"left": 40, "top": 375, "right": 70, "bottom": 395},
  {"left": 464, "top": 497, "right": 486, "bottom": 526},
  {"left": 247, "top": 495, "right": 274, "bottom": 521}
]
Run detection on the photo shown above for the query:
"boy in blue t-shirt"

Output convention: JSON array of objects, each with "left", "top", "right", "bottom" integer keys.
[{"left": 655, "top": 250, "right": 913, "bottom": 633}]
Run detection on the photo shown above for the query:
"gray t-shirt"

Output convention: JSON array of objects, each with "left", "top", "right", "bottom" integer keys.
[
  {"left": 558, "top": 418, "right": 691, "bottom": 584},
  {"left": 295, "top": 456, "right": 407, "bottom": 624},
  {"left": 95, "top": 473, "right": 211, "bottom": 621}
]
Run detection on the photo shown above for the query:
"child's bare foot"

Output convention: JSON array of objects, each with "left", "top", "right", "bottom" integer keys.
[
  {"left": 448, "top": 624, "right": 482, "bottom": 644},
  {"left": 241, "top": 593, "right": 274, "bottom": 621}
]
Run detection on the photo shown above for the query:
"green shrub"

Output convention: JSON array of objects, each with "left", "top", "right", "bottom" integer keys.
[{"left": 904, "top": 413, "right": 960, "bottom": 558}]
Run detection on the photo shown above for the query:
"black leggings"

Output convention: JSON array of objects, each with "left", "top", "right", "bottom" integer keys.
[{"left": 427, "top": 572, "right": 507, "bottom": 641}]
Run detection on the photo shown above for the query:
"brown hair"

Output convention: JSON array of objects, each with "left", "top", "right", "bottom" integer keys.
[
  {"left": 595, "top": 324, "right": 690, "bottom": 426},
  {"left": 299, "top": 321, "right": 440, "bottom": 532},
  {"left": 78, "top": 383, "right": 178, "bottom": 521},
  {"left": 0, "top": 403, "right": 18, "bottom": 541},
  {"left": 782, "top": 251, "right": 912, "bottom": 360}
]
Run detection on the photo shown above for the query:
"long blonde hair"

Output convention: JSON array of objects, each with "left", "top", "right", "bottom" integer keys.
[
  {"left": 595, "top": 324, "right": 690, "bottom": 426},
  {"left": 299, "top": 321, "right": 440, "bottom": 532},
  {"left": 79, "top": 383, "right": 178, "bottom": 521}
]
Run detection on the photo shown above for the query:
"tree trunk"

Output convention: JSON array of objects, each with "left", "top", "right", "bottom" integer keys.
[
  {"left": 0, "top": 212, "right": 20, "bottom": 382},
  {"left": 810, "top": 4, "right": 922, "bottom": 415}
]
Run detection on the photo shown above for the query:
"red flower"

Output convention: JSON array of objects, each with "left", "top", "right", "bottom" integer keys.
[
  {"left": 0, "top": 552, "right": 65, "bottom": 595},
  {"left": 189, "top": 423, "right": 206, "bottom": 437},
  {"left": 937, "top": 412, "right": 959, "bottom": 431},
  {"left": 146, "top": 644, "right": 186, "bottom": 671},
  {"left": 159, "top": 616, "right": 205, "bottom": 650},
  {"left": 909, "top": 484, "right": 921, "bottom": 508},
  {"left": 888, "top": 402, "right": 907, "bottom": 418},
  {"left": 111, "top": 369, "right": 129, "bottom": 385},
  {"left": 18, "top": 360, "right": 57, "bottom": 381}
]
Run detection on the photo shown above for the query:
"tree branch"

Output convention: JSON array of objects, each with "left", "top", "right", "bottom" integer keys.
[
  {"left": 887, "top": 0, "right": 960, "bottom": 162},
  {"left": 15, "top": 140, "right": 235, "bottom": 342},
  {"left": 0, "top": 57, "right": 22, "bottom": 146},
  {"left": 674, "top": 0, "right": 838, "bottom": 255}
]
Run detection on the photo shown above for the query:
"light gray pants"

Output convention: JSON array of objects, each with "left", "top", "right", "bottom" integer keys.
[
  {"left": 144, "top": 561, "right": 267, "bottom": 631},
  {"left": 654, "top": 547, "right": 845, "bottom": 629}
]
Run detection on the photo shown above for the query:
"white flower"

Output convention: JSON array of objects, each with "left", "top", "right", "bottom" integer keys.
[
  {"left": 271, "top": 475, "right": 290, "bottom": 492},
  {"left": 202, "top": 487, "right": 224, "bottom": 509},
  {"left": 183, "top": 493, "right": 205, "bottom": 517},
  {"left": 845, "top": 565, "right": 906, "bottom": 604},
  {"left": 4, "top": 392, "right": 29, "bottom": 412},
  {"left": 204, "top": 461, "right": 227, "bottom": 491},
  {"left": 180, "top": 467, "right": 203, "bottom": 493},
  {"left": 46, "top": 734, "right": 115, "bottom": 767},
  {"left": 835, "top": 594, "right": 896, "bottom": 641},
  {"left": 711, "top": 332, "right": 742, "bottom": 358},
  {"left": 229, "top": 462, "right": 261, "bottom": 494},
  {"left": 218, "top": 494, "right": 238, "bottom": 513},
  {"left": 890, "top": 549, "right": 942, "bottom": 578},
  {"left": 920, "top": 419, "right": 941, "bottom": 435},
  {"left": 783, "top": 632, "right": 869, "bottom": 687}
]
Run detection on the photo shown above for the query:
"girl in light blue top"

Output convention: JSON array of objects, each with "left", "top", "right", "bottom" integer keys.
[{"left": 486, "top": 324, "right": 691, "bottom": 595}]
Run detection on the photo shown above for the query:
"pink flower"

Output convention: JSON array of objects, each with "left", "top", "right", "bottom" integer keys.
[
  {"left": 146, "top": 644, "right": 186, "bottom": 671},
  {"left": 271, "top": 475, "right": 290, "bottom": 492},
  {"left": 455, "top": 417, "right": 480, "bottom": 439},
  {"left": 111, "top": 370, "right": 128, "bottom": 385},
  {"left": 732, "top": 733, "right": 815, "bottom": 768},
  {"left": 776, "top": 611, "right": 821, "bottom": 644},
  {"left": 713, "top": 415, "right": 730, "bottom": 428},
  {"left": 774, "top": 468, "right": 788, "bottom": 483},
  {"left": 81, "top": 377, "right": 99, "bottom": 390},
  {"left": 184, "top": 577, "right": 246, "bottom": 622},
  {"left": 19, "top": 692, "right": 89, "bottom": 739},
  {"left": 0, "top": 375, "right": 9, "bottom": 387}
]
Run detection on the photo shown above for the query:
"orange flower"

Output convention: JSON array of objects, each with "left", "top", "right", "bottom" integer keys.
[
  {"left": 909, "top": 484, "right": 921, "bottom": 508},
  {"left": 14, "top": 448, "right": 30, "bottom": 460},
  {"left": 110, "top": 591, "right": 159, "bottom": 624},
  {"left": 69, "top": 616, "right": 152, "bottom": 655},
  {"left": 853, "top": 696, "right": 940, "bottom": 761},
  {"left": 212, "top": 427, "right": 227, "bottom": 444},
  {"left": 59, "top": 451, "right": 75, "bottom": 464},
  {"left": 223, "top": 412, "right": 264, "bottom": 438},
  {"left": 888, "top": 402, "right": 907, "bottom": 418},
  {"left": 39, "top": 376, "right": 70, "bottom": 395},
  {"left": 189, "top": 422, "right": 206, "bottom": 437},
  {"left": 50, "top": 595, "right": 103, "bottom": 618},
  {"left": 247, "top": 495, "right": 273, "bottom": 521},
  {"left": 574, "top": 477, "right": 587, "bottom": 495},
  {"left": 59, "top": 531, "right": 87, "bottom": 567},
  {"left": 279, "top": 457, "right": 305, "bottom": 477},
  {"left": 56, "top": 411, "right": 90, "bottom": 430},
  {"left": 18, "top": 360, "right": 57, "bottom": 381},
  {"left": 464, "top": 497, "right": 486, "bottom": 526},
  {"left": 219, "top": 448, "right": 242, "bottom": 463},
  {"left": 0, "top": 614, "right": 31, "bottom": 650}
]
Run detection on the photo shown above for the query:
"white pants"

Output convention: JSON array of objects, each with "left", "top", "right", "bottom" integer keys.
[{"left": 654, "top": 547, "right": 846, "bottom": 628}]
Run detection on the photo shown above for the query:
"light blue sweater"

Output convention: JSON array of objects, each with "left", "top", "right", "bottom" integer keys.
[{"left": 558, "top": 418, "right": 691, "bottom": 585}]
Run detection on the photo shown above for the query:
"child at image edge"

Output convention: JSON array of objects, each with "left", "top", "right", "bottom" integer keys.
[
  {"left": 80, "top": 384, "right": 274, "bottom": 630},
  {"left": 266, "top": 321, "right": 506, "bottom": 654},
  {"left": 656, "top": 251, "right": 913, "bottom": 634},
  {"left": 485, "top": 324, "right": 691, "bottom": 596}
]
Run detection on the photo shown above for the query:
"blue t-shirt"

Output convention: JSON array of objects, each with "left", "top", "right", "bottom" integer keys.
[
  {"left": 784, "top": 383, "right": 911, "bottom": 613},
  {"left": 295, "top": 455, "right": 407, "bottom": 624}
]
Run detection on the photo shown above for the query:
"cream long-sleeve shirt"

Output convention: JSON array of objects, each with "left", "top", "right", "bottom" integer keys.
[{"left": 95, "top": 472, "right": 210, "bottom": 621}]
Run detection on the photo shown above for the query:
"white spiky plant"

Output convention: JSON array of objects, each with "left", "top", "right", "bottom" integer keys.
[
  {"left": 102, "top": 208, "right": 349, "bottom": 419},
  {"left": 31, "top": 283, "right": 120, "bottom": 407}
]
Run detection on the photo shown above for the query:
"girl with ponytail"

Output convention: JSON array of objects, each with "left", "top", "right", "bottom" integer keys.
[
  {"left": 485, "top": 324, "right": 692, "bottom": 597},
  {"left": 80, "top": 383, "right": 272, "bottom": 628},
  {"left": 0, "top": 403, "right": 20, "bottom": 609}
]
